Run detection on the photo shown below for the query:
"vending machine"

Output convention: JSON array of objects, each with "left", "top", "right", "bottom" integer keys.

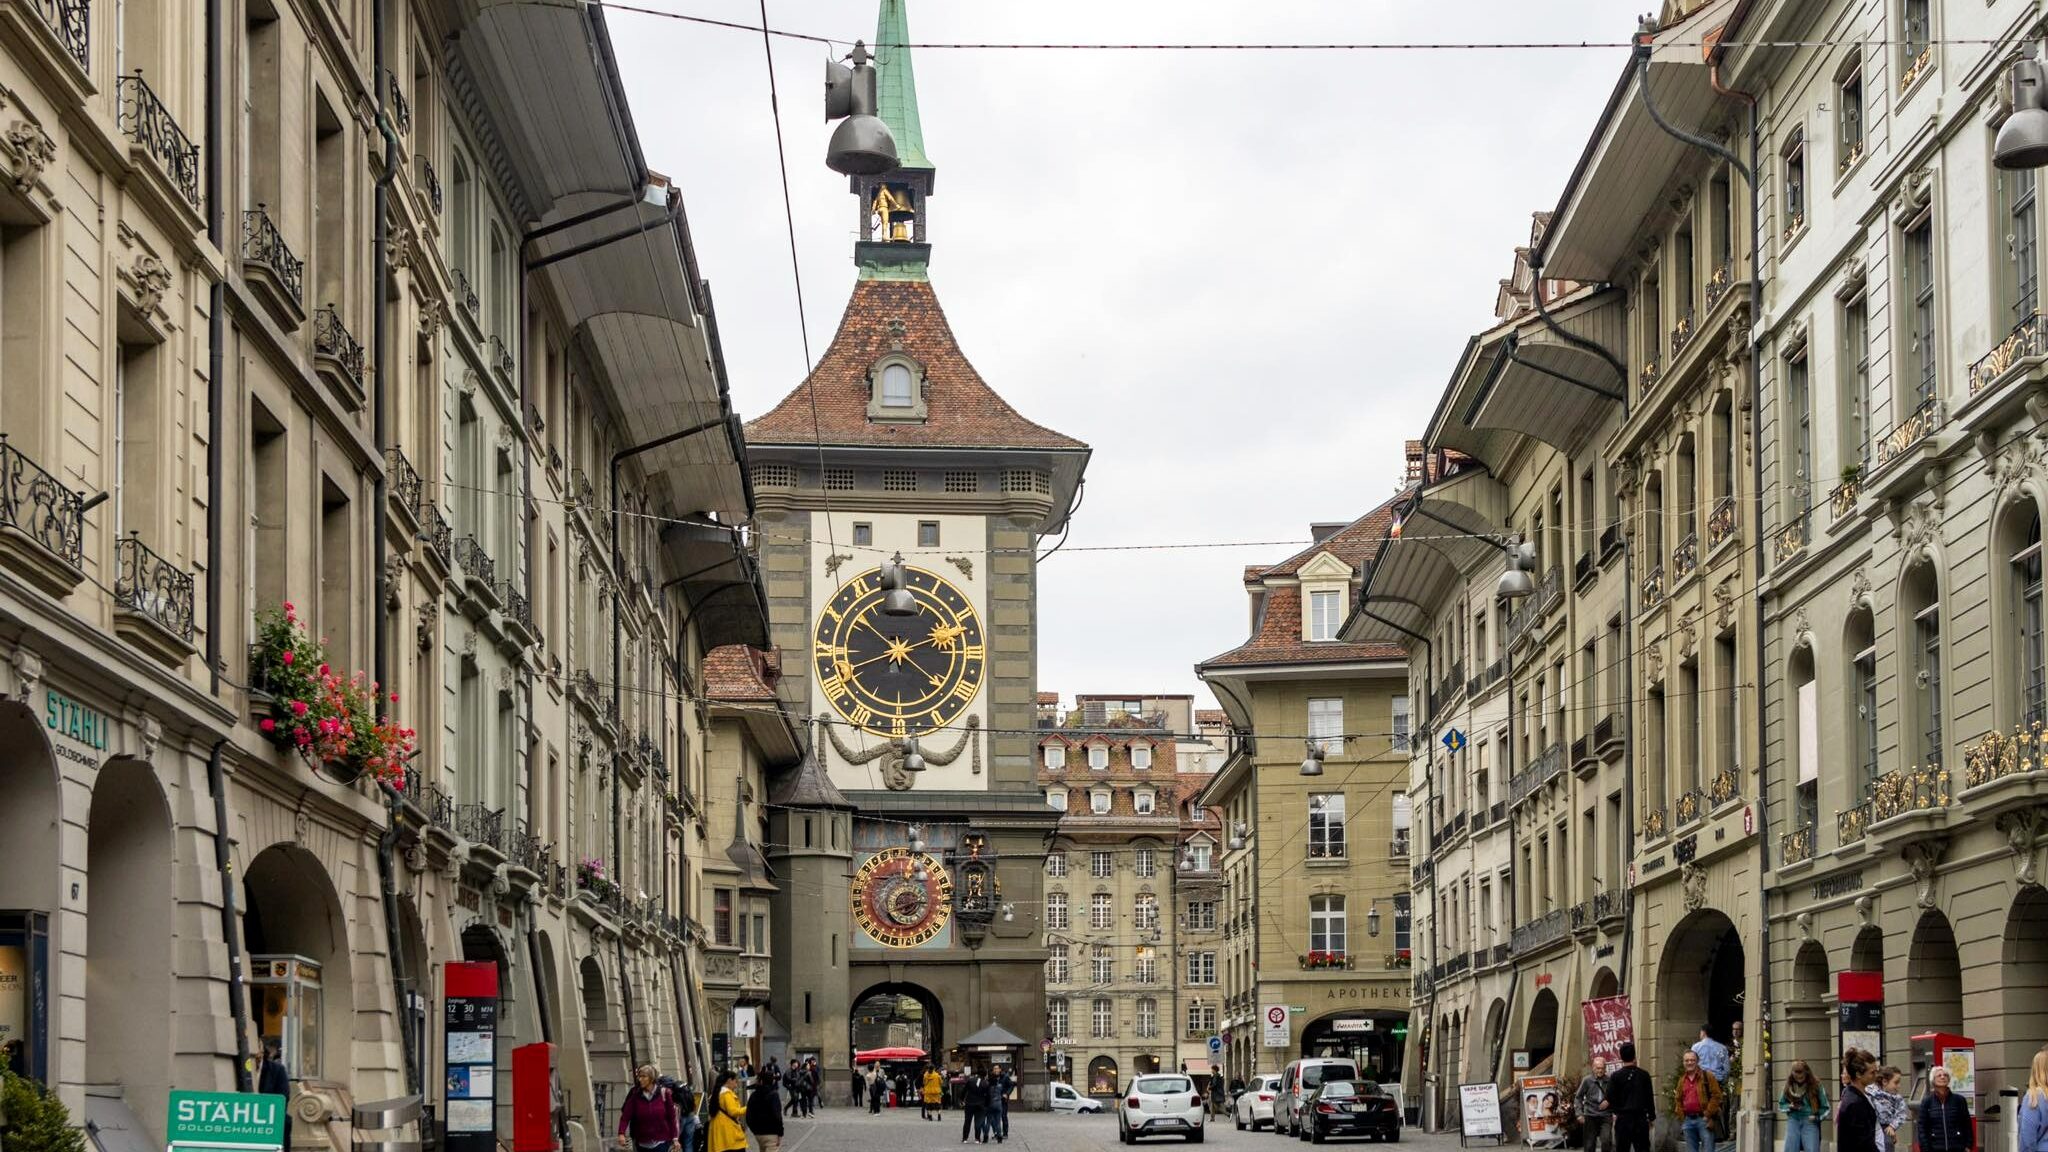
[{"left": 1909, "top": 1032, "right": 1976, "bottom": 1152}]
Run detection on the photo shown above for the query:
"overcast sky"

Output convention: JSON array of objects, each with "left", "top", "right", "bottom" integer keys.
[{"left": 609, "top": 1, "right": 1634, "bottom": 716}]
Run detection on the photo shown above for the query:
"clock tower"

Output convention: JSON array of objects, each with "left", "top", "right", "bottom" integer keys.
[{"left": 748, "top": 0, "right": 1088, "bottom": 1103}]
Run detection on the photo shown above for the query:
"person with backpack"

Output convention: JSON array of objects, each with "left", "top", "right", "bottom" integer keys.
[
  {"left": 660, "top": 1076, "right": 699, "bottom": 1152},
  {"left": 2020, "top": 1048, "right": 2048, "bottom": 1152},
  {"left": 1603, "top": 1042, "right": 1657, "bottom": 1152},
  {"left": 960, "top": 1068, "right": 991, "bottom": 1144},
  {"left": 617, "top": 1065, "right": 681, "bottom": 1152}
]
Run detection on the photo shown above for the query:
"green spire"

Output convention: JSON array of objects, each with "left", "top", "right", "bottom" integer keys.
[{"left": 874, "top": 0, "right": 931, "bottom": 171}]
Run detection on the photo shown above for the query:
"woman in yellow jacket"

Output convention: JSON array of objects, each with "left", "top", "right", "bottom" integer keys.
[
  {"left": 921, "top": 1065, "right": 944, "bottom": 1120},
  {"left": 708, "top": 1071, "right": 747, "bottom": 1152}
]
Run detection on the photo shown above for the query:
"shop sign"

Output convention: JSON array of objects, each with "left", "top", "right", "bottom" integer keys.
[
  {"left": 167, "top": 1090, "right": 287, "bottom": 1152},
  {"left": 1330, "top": 1019, "right": 1373, "bottom": 1033},
  {"left": 1459, "top": 1084, "right": 1502, "bottom": 1139},
  {"left": 1580, "top": 996, "right": 1634, "bottom": 1065},
  {"left": 444, "top": 962, "right": 499, "bottom": 1152},
  {"left": 44, "top": 689, "right": 108, "bottom": 766}
]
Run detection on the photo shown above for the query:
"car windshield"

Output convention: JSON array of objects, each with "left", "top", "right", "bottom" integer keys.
[
  {"left": 1137, "top": 1076, "right": 1192, "bottom": 1095},
  {"left": 1263, "top": 1077, "right": 1282, "bottom": 1090},
  {"left": 1302, "top": 1064, "right": 1356, "bottom": 1089},
  {"left": 1318, "top": 1082, "right": 1358, "bottom": 1098}
]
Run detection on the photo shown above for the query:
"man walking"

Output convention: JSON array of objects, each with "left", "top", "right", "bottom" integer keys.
[
  {"left": 1673, "top": 1050, "right": 1725, "bottom": 1152},
  {"left": 988, "top": 1067, "right": 1012, "bottom": 1143},
  {"left": 1577, "top": 1057, "right": 1612, "bottom": 1152},
  {"left": 961, "top": 1068, "right": 990, "bottom": 1144},
  {"left": 1603, "top": 1042, "right": 1656, "bottom": 1152}
]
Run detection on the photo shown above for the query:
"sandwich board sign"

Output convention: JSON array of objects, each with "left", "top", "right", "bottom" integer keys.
[
  {"left": 1458, "top": 1083, "right": 1503, "bottom": 1145},
  {"left": 167, "top": 1090, "right": 288, "bottom": 1152}
]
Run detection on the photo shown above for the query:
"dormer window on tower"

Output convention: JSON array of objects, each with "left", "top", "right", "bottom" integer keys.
[{"left": 867, "top": 353, "right": 928, "bottom": 422}]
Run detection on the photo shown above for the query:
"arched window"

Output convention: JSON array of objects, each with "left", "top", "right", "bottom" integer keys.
[
  {"left": 2013, "top": 506, "right": 2045, "bottom": 726},
  {"left": 1903, "top": 558, "right": 1944, "bottom": 768},
  {"left": 880, "top": 363, "right": 914, "bottom": 407}
]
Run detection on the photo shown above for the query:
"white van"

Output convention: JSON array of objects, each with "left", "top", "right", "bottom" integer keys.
[
  {"left": 1275, "top": 1058, "right": 1359, "bottom": 1137},
  {"left": 1049, "top": 1081, "right": 1105, "bottom": 1114}
]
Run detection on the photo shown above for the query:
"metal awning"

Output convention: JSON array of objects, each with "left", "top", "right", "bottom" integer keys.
[
  {"left": 1351, "top": 467, "right": 1508, "bottom": 645},
  {"left": 1458, "top": 289, "right": 1627, "bottom": 453},
  {"left": 661, "top": 523, "right": 768, "bottom": 650},
  {"left": 448, "top": 3, "right": 749, "bottom": 518},
  {"left": 1539, "top": 0, "right": 1741, "bottom": 281}
]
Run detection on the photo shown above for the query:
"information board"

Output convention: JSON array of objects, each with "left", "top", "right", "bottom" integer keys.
[
  {"left": 444, "top": 961, "right": 500, "bottom": 1152},
  {"left": 1262, "top": 1005, "right": 1290, "bottom": 1048},
  {"left": 1459, "top": 1084, "right": 1503, "bottom": 1139}
]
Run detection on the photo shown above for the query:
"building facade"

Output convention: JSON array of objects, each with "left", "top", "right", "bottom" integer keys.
[
  {"left": 1197, "top": 513, "right": 1415, "bottom": 1095},
  {"left": 744, "top": 0, "right": 1088, "bottom": 1101}
]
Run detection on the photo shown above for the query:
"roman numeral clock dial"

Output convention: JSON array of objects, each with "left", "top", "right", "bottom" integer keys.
[{"left": 813, "top": 564, "right": 986, "bottom": 738}]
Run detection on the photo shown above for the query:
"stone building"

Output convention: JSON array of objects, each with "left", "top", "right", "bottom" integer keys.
[
  {"left": 743, "top": 0, "right": 1088, "bottom": 1101},
  {"left": 0, "top": 0, "right": 763, "bottom": 1146},
  {"left": 1733, "top": 0, "right": 2048, "bottom": 1128},
  {"left": 1036, "top": 704, "right": 1181, "bottom": 1096},
  {"left": 1196, "top": 511, "right": 1415, "bottom": 1093}
]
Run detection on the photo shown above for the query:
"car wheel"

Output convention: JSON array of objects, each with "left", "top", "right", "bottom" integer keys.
[
  {"left": 1388, "top": 1130, "right": 1400, "bottom": 1143},
  {"left": 1237, "top": 1114, "right": 1247, "bottom": 1131},
  {"left": 1188, "top": 1130, "right": 1204, "bottom": 1145},
  {"left": 1311, "top": 1121, "right": 1326, "bottom": 1145}
]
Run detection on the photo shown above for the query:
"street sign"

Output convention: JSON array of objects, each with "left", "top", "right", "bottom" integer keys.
[
  {"left": 1263, "top": 1005, "right": 1290, "bottom": 1048},
  {"left": 1208, "top": 1036, "right": 1223, "bottom": 1054},
  {"left": 1442, "top": 729, "right": 1467, "bottom": 754},
  {"left": 167, "top": 1090, "right": 287, "bottom": 1152}
]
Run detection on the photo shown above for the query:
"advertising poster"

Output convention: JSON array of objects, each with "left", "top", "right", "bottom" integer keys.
[
  {"left": 1519, "top": 1076, "right": 1564, "bottom": 1146},
  {"left": 1580, "top": 996, "right": 1635, "bottom": 1065},
  {"left": 0, "top": 946, "right": 25, "bottom": 1061},
  {"left": 1460, "top": 1084, "right": 1504, "bottom": 1139},
  {"left": 447, "top": 1065, "right": 493, "bottom": 1099}
]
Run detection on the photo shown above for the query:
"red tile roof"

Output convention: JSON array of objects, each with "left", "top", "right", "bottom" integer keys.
[
  {"left": 1202, "top": 499, "right": 1408, "bottom": 668},
  {"left": 704, "top": 645, "right": 780, "bottom": 702},
  {"left": 745, "top": 278, "right": 1085, "bottom": 451},
  {"left": 1036, "top": 691, "right": 1060, "bottom": 705},
  {"left": 1194, "top": 709, "right": 1226, "bottom": 725}
]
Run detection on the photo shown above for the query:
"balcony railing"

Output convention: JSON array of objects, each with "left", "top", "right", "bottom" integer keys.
[
  {"left": 452, "top": 267, "right": 480, "bottom": 325},
  {"left": 384, "top": 69, "right": 412, "bottom": 135},
  {"left": 1707, "top": 495, "right": 1737, "bottom": 552},
  {"left": 455, "top": 803, "right": 505, "bottom": 852},
  {"left": 115, "top": 533, "right": 195, "bottom": 641},
  {"left": 1673, "top": 532, "right": 1699, "bottom": 582},
  {"left": 1838, "top": 800, "right": 1872, "bottom": 846},
  {"left": 1964, "top": 721, "right": 2048, "bottom": 788},
  {"left": 1509, "top": 742, "right": 1564, "bottom": 805},
  {"left": 1593, "top": 887, "right": 1624, "bottom": 924},
  {"left": 1671, "top": 311, "right": 1696, "bottom": 358},
  {"left": 1512, "top": 908, "right": 1570, "bottom": 957},
  {"left": 1780, "top": 823, "right": 1815, "bottom": 867},
  {"left": 1831, "top": 477, "right": 1861, "bottom": 523},
  {"left": 455, "top": 533, "right": 495, "bottom": 586},
  {"left": 25, "top": 0, "right": 91, "bottom": 73},
  {"left": 1640, "top": 356, "right": 1662, "bottom": 397},
  {"left": 1674, "top": 787, "right": 1706, "bottom": 827},
  {"left": 573, "top": 668, "right": 601, "bottom": 703},
  {"left": 1971, "top": 312, "right": 2044, "bottom": 397},
  {"left": 420, "top": 501, "right": 452, "bottom": 564},
  {"left": 1709, "top": 766, "right": 1740, "bottom": 807},
  {"left": 1773, "top": 510, "right": 1811, "bottom": 566},
  {"left": 241, "top": 205, "right": 303, "bottom": 304},
  {"left": 499, "top": 582, "right": 533, "bottom": 633},
  {"left": 118, "top": 74, "right": 202, "bottom": 211},
  {"left": 1466, "top": 656, "right": 1506, "bottom": 697},
  {"left": 0, "top": 435, "right": 84, "bottom": 568},
  {"left": 1870, "top": 764, "right": 1951, "bottom": 823},
  {"left": 488, "top": 335, "right": 515, "bottom": 383},
  {"left": 386, "top": 447, "right": 422, "bottom": 516},
  {"left": 1705, "top": 260, "right": 1735, "bottom": 312},
  {"left": 1639, "top": 805, "right": 1668, "bottom": 840},
  {"left": 419, "top": 158, "right": 442, "bottom": 214},
  {"left": 1489, "top": 799, "right": 1505, "bottom": 825},
  {"left": 313, "top": 306, "right": 366, "bottom": 395},
  {"left": 1600, "top": 521, "right": 1623, "bottom": 560},
  {"left": 1594, "top": 712, "right": 1618, "bottom": 750},
  {"left": 1874, "top": 396, "right": 1942, "bottom": 474},
  {"left": 1639, "top": 563, "right": 1665, "bottom": 610}
]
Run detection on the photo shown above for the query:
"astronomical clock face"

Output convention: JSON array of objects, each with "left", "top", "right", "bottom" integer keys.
[
  {"left": 813, "top": 565, "right": 986, "bottom": 737},
  {"left": 851, "top": 847, "right": 954, "bottom": 947}
]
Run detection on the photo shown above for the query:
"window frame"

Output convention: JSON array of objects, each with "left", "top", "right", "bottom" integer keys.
[
  {"left": 1308, "top": 792, "right": 1347, "bottom": 860},
  {"left": 1836, "top": 55, "right": 1866, "bottom": 174},
  {"left": 1308, "top": 894, "right": 1348, "bottom": 955},
  {"left": 1309, "top": 588, "right": 1342, "bottom": 641}
]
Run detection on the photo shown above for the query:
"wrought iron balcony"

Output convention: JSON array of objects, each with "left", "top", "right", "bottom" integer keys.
[
  {"left": 1512, "top": 908, "right": 1570, "bottom": 957},
  {"left": 419, "top": 500, "right": 452, "bottom": 565},
  {"left": 1705, "top": 260, "right": 1735, "bottom": 312},
  {"left": 1780, "top": 823, "right": 1815, "bottom": 867},
  {"left": 1773, "top": 510, "right": 1810, "bottom": 566},
  {"left": 451, "top": 267, "right": 480, "bottom": 325},
  {"left": 241, "top": 205, "right": 303, "bottom": 305},
  {"left": 573, "top": 668, "right": 601, "bottom": 703},
  {"left": 1873, "top": 396, "right": 1942, "bottom": 475},
  {"left": 1639, "top": 563, "right": 1665, "bottom": 610},
  {"left": 1674, "top": 787, "right": 1706, "bottom": 828},
  {"left": 1593, "top": 712, "right": 1618, "bottom": 751},
  {"left": 0, "top": 434, "right": 84, "bottom": 570},
  {"left": 384, "top": 69, "right": 411, "bottom": 135},
  {"left": 1971, "top": 312, "right": 2043, "bottom": 397},
  {"left": 455, "top": 533, "right": 495, "bottom": 586},
  {"left": 1870, "top": 764, "right": 1950, "bottom": 824},
  {"left": 1671, "top": 310, "right": 1696, "bottom": 358},
  {"left": 1639, "top": 805, "right": 1668, "bottom": 840},
  {"left": 1509, "top": 742, "right": 1563, "bottom": 806},
  {"left": 1600, "top": 520, "right": 1623, "bottom": 560},
  {"left": 1574, "top": 550, "right": 1594, "bottom": 585},
  {"left": 488, "top": 335, "right": 515, "bottom": 384},
  {"left": 386, "top": 447, "right": 422, "bottom": 518},
  {"left": 1640, "top": 356, "right": 1662, "bottom": 397},
  {"left": 1672, "top": 532, "right": 1699, "bottom": 582},
  {"left": 419, "top": 158, "right": 442, "bottom": 214},
  {"left": 1837, "top": 800, "right": 1872, "bottom": 846},
  {"left": 1831, "top": 476, "right": 1862, "bottom": 524},
  {"left": 498, "top": 581, "right": 533, "bottom": 634},
  {"left": 1707, "top": 495, "right": 1737, "bottom": 551},
  {"left": 118, "top": 74, "right": 203, "bottom": 211},
  {"left": 114, "top": 533, "right": 194, "bottom": 641},
  {"left": 1964, "top": 721, "right": 2048, "bottom": 789},
  {"left": 313, "top": 306, "right": 365, "bottom": 396},
  {"left": 21, "top": 0, "right": 91, "bottom": 73},
  {"left": 1592, "top": 887, "right": 1624, "bottom": 924},
  {"left": 455, "top": 803, "right": 505, "bottom": 852},
  {"left": 1489, "top": 799, "right": 1505, "bottom": 825}
]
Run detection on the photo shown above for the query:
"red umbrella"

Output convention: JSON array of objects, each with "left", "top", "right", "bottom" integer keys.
[{"left": 855, "top": 1046, "right": 928, "bottom": 1063}]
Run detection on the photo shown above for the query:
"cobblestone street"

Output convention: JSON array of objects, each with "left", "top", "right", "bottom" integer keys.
[{"left": 756, "top": 1106, "right": 1467, "bottom": 1152}]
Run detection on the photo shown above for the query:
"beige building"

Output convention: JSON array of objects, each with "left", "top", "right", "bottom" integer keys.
[
  {"left": 0, "top": 0, "right": 765, "bottom": 1146},
  {"left": 1037, "top": 703, "right": 1181, "bottom": 1096},
  {"left": 1197, "top": 512, "right": 1415, "bottom": 1098}
]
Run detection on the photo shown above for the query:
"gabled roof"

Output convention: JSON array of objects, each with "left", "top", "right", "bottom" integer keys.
[
  {"left": 744, "top": 278, "right": 1086, "bottom": 452},
  {"left": 1200, "top": 500, "right": 1408, "bottom": 669}
]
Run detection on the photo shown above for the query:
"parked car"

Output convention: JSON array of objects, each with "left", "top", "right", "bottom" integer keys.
[
  {"left": 1050, "top": 1081, "right": 1105, "bottom": 1114},
  {"left": 1296, "top": 1080, "right": 1401, "bottom": 1144},
  {"left": 1236, "top": 1074, "right": 1283, "bottom": 1130},
  {"left": 1119, "top": 1073, "right": 1206, "bottom": 1143},
  {"left": 1275, "top": 1059, "right": 1359, "bottom": 1137}
]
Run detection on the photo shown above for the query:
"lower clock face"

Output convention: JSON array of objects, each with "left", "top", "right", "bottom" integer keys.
[{"left": 851, "top": 847, "right": 953, "bottom": 948}]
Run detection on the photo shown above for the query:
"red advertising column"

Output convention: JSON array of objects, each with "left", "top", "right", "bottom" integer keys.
[
  {"left": 513, "top": 1043, "right": 560, "bottom": 1152},
  {"left": 1837, "top": 972, "right": 1884, "bottom": 1062}
]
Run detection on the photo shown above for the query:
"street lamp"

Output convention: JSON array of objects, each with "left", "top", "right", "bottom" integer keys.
[
  {"left": 1366, "top": 901, "right": 1383, "bottom": 939},
  {"left": 824, "top": 42, "right": 900, "bottom": 176},
  {"left": 1496, "top": 539, "right": 1537, "bottom": 600},
  {"left": 880, "top": 552, "right": 917, "bottom": 616},
  {"left": 1228, "top": 821, "right": 1247, "bottom": 851},
  {"left": 1300, "top": 743, "right": 1326, "bottom": 776},
  {"left": 899, "top": 736, "right": 925, "bottom": 774},
  {"left": 1997, "top": 45, "right": 2048, "bottom": 169}
]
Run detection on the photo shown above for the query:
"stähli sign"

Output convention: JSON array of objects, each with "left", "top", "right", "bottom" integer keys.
[{"left": 166, "top": 1090, "right": 288, "bottom": 1152}]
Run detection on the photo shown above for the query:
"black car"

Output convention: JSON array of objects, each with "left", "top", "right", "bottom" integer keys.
[{"left": 1297, "top": 1080, "right": 1401, "bottom": 1144}]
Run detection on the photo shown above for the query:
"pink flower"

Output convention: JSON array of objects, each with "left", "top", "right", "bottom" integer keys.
[
  {"left": 281, "top": 650, "right": 294, "bottom": 666},
  {"left": 259, "top": 718, "right": 276, "bottom": 733},
  {"left": 291, "top": 699, "right": 309, "bottom": 717},
  {"left": 318, "top": 663, "right": 330, "bottom": 677},
  {"left": 390, "top": 692, "right": 400, "bottom": 704}
]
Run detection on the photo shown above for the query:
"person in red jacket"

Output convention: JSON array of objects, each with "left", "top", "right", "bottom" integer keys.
[{"left": 617, "top": 1065, "right": 681, "bottom": 1152}]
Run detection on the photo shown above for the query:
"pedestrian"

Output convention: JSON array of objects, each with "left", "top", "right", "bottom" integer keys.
[
  {"left": 784, "top": 1063, "right": 803, "bottom": 1117},
  {"left": 853, "top": 1067, "right": 865, "bottom": 1111},
  {"left": 1777, "top": 1060, "right": 1828, "bottom": 1152},
  {"left": 2020, "top": 1048, "right": 2048, "bottom": 1152},
  {"left": 869, "top": 1067, "right": 885, "bottom": 1114},
  {"left": 923, "top": 1062, "right": 944, "bottom": 1121},
  {"left": 1603, "top": 1041, "right": 1656, "bottom": 1152},
  {"left": 617, "top": 1065, "right": 681, "bottom": 1152},
  {"left": 1210, "top": 1066, "right": 1227, "bottom": 1118},
  {"left": 745, "top": 1070, "right": 785, "bottom": 1152},
  {"left": 663, "top": 1075, "right": 699, "bottom": 1152},
  {"left": 1838, "top": 1050, "right": 1881, "bottom": 1152},
  {"left": 258, "top": 1039, "right": 293, "bottom": 1152},
  {"left": 961, "top": 1068, "right": 990, "bottom": 1144},
  {"left": 807, "top": 1058, "right": 821, "bottom": 1115},
  {"left": 1920, "top": 1067, "right": 1974, "bottom": 1152},
  {"left": 895, "top": 1070, "right": 909, "bottom": 1110},
  {"left": 1871, "top": 1067, "right": 1908, "bottom": 1152},
  {"left": 1672, "top": 1049, "right": 1725, "bottom": 1152},
  {"left": 989, "top": 1067, "right": 1011, "bottom": 1143},
  {"left": 1691, "top": 1026, "right": 1732, "bottom": 1086},
  {"left": 1576, "top": 1057, "right": 1612, "bottom": 1152}
]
